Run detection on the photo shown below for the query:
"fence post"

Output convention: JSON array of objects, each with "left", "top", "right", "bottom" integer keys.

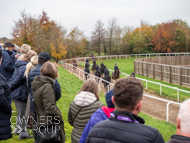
[
  {"left": 177, "top": 88, "right": 179, "bottom": 102},
  {"left": 138, "top": 62, "right": 140, "bottom": 75},
  {"left": 146, "top": 63, "right": 148, "bottom": 77},
  {"left": 179, "top": 67, "right": 182, "bottom": 85},
  {"left": 161, "top": 65, "right": 163, "bottom": 80},
  {"left": 146, "top": 80, "right": 148, "bottom": 90},
  {"left": 142, "top": 62, "right": 143, "bottom": 76},
  {"left": 99, "top": 80, "right": 101, "bottom": 91},
  {"left": 153, "top": 64, "right": 155, "bottom": 79},
  {"left": 166, "top": 102, "right": 173, "bottom": 122},
  {"left": 170, "top": 66, "right": 172, "bottom": 83},
  {"left": 83, "top": 72, "right": 84, "bottom": 81},
  {"left": 160, "top": 84, "right": 162, "bottom": 95},
  {"left": 134, "top": 61, "right": 136, "bottom": 73}
]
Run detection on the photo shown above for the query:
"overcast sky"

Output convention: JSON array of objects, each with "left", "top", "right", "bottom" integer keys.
[{"left": 0, "top": 0, "right": 190, "bottom": 39}]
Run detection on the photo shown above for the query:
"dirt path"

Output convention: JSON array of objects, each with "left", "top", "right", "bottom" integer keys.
[{"left": 68, "top": 65, "right": 179, "bottom": 124}]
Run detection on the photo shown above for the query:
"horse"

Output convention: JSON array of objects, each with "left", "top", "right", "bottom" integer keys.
[
  {"left": 73, "top": 62, "right": 77, "bottom": 73},
  {"left": 112, "top": 69, "right": 121, "bottom": 81},
  {"left": 95, "top": 69, "right": 101, "bottom": 83},
  {"left": 84, "top": 68, "right": 90, "bottom": 80},
  {"left": 92, "top": 63, "right": 96, "bottom": 74},
  {"left": 102, "top": 75, "right": 111, "bottom": 91},
  {"left": 100, "top": 65, "right": 106, "bottom": 77}
]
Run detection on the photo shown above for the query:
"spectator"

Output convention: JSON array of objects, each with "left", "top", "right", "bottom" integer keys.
[
  {"left": 68, "top": 79, "right": 104, "bottom": 143},
  {"left": 86, "top": 77, "right": 165, "bottom": 143},
  {"left": 0, "top": 50, "right": 12, "bottom": 141},
  {"left": 17, "top": 44, "right": 31, "bottom": 61},
  {"left": 1, "top": 42, "right": 15, "bottom": 80},
  {"left": 130, "top": 72, "right": 135, "bottom": 77},
  {"left": 32, "top": 62, "right": 65, "bottom": 143},
  {"left": 79, "top": 90, "right": 114, "bottom": 143},
  {"left": 27, "top": 52, "right": 61, "bottom": 142},
  {"left": 9, "top": 50, "right": 37, "bottom": 139},
  {"left": 11, "top": 44, "right": 20, "bottom": 63},
  {"left": 24, "top": 56, "right": 38, "bottom": 78},
  {"left": 167, "top": 99, "right": 190, "bottom": 143}
]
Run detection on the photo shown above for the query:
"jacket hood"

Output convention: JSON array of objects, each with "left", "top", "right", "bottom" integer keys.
[
  {"left": 32, "top": 75, "right": 55, "bottom": 92},
  {"left": 15, "top": 60, "right": 28, "bottom": 68},
  {"left": 101, "top": 106, "right": 115, "bottom": 118},
  {"left": 74, "top": 91, "right": 97, "bottom": 107}
]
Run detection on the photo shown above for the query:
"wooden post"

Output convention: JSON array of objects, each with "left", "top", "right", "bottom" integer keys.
[
  {"left": 170, "top": 66, "right": 172, "bottom": 83},
  {"left": 134, "top": 61, "right": 136, "bottom": 73},
  {"left": 179, "top": 67, "right": 182, "bottom": 85},
  {"left": 153, "top": 64, "right": 155, "bottom": 79},
  {"left": 146, "top": 63, "right": 148, "bottom": 77},
  {"left": 160, "top": 65, "right": 162, "bottom": 80},
  {"left": 142, "top": 62, "right": 143, "bottom": 76},
  {"left": 138, "top": 62, "right": 140, "bottom": 75}
]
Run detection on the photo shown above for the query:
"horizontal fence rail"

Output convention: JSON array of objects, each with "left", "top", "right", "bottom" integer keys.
[{"left": 59, "top": 60, "right": 181, "bottom": 123}]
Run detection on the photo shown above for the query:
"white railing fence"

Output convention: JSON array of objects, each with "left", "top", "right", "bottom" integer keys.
[{"left": 59, "top": 61, "right": 181, "bottom": 123}]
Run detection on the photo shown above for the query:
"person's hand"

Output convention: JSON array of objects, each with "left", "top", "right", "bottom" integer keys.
[{"left": 15, "top": 54, "right": 19, "bottom": 58}]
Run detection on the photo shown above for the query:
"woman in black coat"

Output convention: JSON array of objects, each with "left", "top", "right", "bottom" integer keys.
[{"left": 0, "top": 50, "right": 12, "bottom": 140}]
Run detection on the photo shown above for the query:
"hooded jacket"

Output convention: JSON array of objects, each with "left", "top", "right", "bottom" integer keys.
[
  {"left": 32, "top": 76, "right": 65, "bottom": 143},
  {"left": 1, "top": 50, "right": 15, "bottom": 80},
  {"left": 68, "top": 91, "right": 104, "bottom": 143},
  {"left": 9, "top": 60, "right": 28, "bottom": 101},
  {"left": 79, "top": 106, "right": 114, "bottom": 143},
  {"left": 0, "top": 74, "right": 12, "bottom": 140},
  {"left": 28, "top": 64, "right": 61, "bottom": 113}
]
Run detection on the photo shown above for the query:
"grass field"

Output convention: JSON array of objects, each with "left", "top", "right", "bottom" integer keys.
[
  {"left": 2, "top": 66, "right": 176, "bottom": 143},
  {"left": 80, "top": 58, "right": 190, "bottom": 101}
]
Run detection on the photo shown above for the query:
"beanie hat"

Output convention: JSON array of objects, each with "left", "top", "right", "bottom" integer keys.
[
  {"left": 20, "top": 44, "right": 31, "bottom": 53},
  {"left": 105, "top": 90, "right": 114, "bottom": 108},
  {"left": 132, "top": 72, "right": 135, "bottom": 75},
  {"left": 4, "top": 42, "right": 14, "bottom": 48},
  {"left": 115, "top": 63, "right": 117, "bottom": 65},
  {"left": 38, "top": 52, "right": 51, "bottom": 61}
]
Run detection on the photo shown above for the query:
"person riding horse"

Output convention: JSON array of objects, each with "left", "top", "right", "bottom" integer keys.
[
  {"left": 114, "top": 63, "right": 118, "bottom": 75},
  {"left": 100, "top": 62, "right": 104, "bottom": 69},
  {"left": 92, "top": 59, "right": 96, "bottom": 71},
  {"left": 85, "top": 62, "right": 90, "bottom": 72},
  {"left": 104, "top": 67, "right": 109, "bottom": 78},
  {"left": 95, "top": 64, "right": 100, "bottom": 75}
]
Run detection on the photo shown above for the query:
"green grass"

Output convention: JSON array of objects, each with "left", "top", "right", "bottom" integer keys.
[
  {"left": 3, "top": 66, "right": 175, "bottom": 142},
  {"left": 84, "top": 58, "right": 190, "bottom": 101}
]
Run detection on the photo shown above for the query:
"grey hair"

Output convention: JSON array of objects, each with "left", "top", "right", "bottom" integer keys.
[{"left": 178, "top": 99, "right": 190, "bottom": 134}]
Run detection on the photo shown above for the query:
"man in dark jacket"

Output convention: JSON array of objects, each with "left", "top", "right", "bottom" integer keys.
[
  {"left": 114, "top": 63, "right": 118, "bottom": 75},
  {"left": 0, "top": 50, "right": 12, "bottom": 141},
  {"left": 167, "top": 99, "right": 190, "bottom": 143},
  {"left": 92, "top": 59, "right": 96, "bottom": 69},
  {"left": 100, "top": 62, "right": 104, "bottom": 68},
  {"left": 95, "top": 64, "right": 100, "bottom": 75},
  {"left": 104, "top": 67, "right": 109, "bottom": 78},
  {"left": 87, "top": 77, "right": 165, "bottom": 143},
  {"left": 1, "top": 42, "right": 15, "bottom": 80},
  {"left": 28, "top": 52, "right": 62, "bottom": 142}
]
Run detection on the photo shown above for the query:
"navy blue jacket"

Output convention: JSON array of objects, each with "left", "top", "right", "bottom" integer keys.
[
  {"left": 85, "top": 63, "right": 90, "bottom": 69},
  {"left": 95, "top": 66, "right": 100, "bottom": 72},
  {"left": 1, "top": 50, "right": 15, "bottom": 80},
  {"left": 93, "top": 61, "right": 96, "bottom": 65},
  {"left": 0, "top": 74, "right": 12, "bottom": 140},
  {"left": 28, "top": 64, "right": 61, "bottom": 112},
  {"left": 114, "top": 65, "right": 118, "bottom": 72},
  {"left": 100, "top": 63, "right": 104, "bottom": 68},
  {"left": 87, "top": 110, "right": 164, "bottom": 143},
  {"left": 9, "top": 60, "right": 28, "bottom": 101},
  {"left": 104, "top": 70, "right": 109, "bottom": 76}
]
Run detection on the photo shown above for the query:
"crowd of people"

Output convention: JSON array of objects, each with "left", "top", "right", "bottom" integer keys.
[{"left": 0, "top": 42, "right": 190, "bottom": 143}]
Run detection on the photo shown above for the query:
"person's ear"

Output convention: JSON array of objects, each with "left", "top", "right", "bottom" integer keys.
[
  {"left": 111, "top": 96, "right": 114, "bottom": 105},
  {"left": 177, "top": 117, "right": 180, "bottom": 129},
  {"left": 136, "top": 100, "right": 142, "bottom": 111}
]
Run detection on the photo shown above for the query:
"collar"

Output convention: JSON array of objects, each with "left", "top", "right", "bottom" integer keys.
[
  {"left": 110, "top": 110, "right": 145, "bottom": 124},
  {"left": 5, "top": 50, "right": 13, "bottom": 55},
  {"left": 171, "top": 135, "right": 190, "bottom": 141}
]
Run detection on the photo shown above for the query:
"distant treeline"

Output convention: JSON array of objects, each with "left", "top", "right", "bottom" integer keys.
[{"left": 10, "top": 11, "right": 190, "bottom": 59}]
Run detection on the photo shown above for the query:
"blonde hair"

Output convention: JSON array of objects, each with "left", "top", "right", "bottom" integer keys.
[
  {"left": 23, "top": 50, "right": 37, "bottom": 62},
  {"left": 24, "top": 56, "right": 38, "bottom": 78},
  {"left": 20, "top": 44, "right": 31, "bottom": 54},
  {"left": 41, "top": 62, "right": 59, "bottom": 79},
  {"left": 80, "top": 79, "right": 100, "bottom": 100}
]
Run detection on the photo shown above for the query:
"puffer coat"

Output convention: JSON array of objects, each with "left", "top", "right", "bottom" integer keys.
[
  {"left": 68, "top": 91, "right": 104, "bottom": 143},
  {"left": 0, "top": 74, "right": 12, "bottom": 140},
  {"left": 9, "top": 60, "right": 28, "bottom": 101}
]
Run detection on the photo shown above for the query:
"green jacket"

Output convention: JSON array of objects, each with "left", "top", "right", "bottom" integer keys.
[
  {"left": 68, "top": 91, "right": 104, "bottom": 143},
  {"left": 32, "top": 75, "right": 65, "bottom": 143}
]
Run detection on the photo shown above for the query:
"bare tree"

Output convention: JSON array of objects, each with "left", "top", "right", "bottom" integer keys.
[{"left": 91, "top": 20, "right": 105, "bottom": 56}]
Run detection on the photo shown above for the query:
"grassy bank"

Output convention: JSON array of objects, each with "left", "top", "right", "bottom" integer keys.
[{"left": 3, "top": 66, "right": 176, "bottom": 143}]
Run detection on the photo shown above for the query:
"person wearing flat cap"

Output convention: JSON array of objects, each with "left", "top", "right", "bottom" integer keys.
[
  {"left": 1, "top": 42, "right": 15, "bottom": 80},
  {"left": 27, "top": 52, "right": 62, "bottom": 142}
]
